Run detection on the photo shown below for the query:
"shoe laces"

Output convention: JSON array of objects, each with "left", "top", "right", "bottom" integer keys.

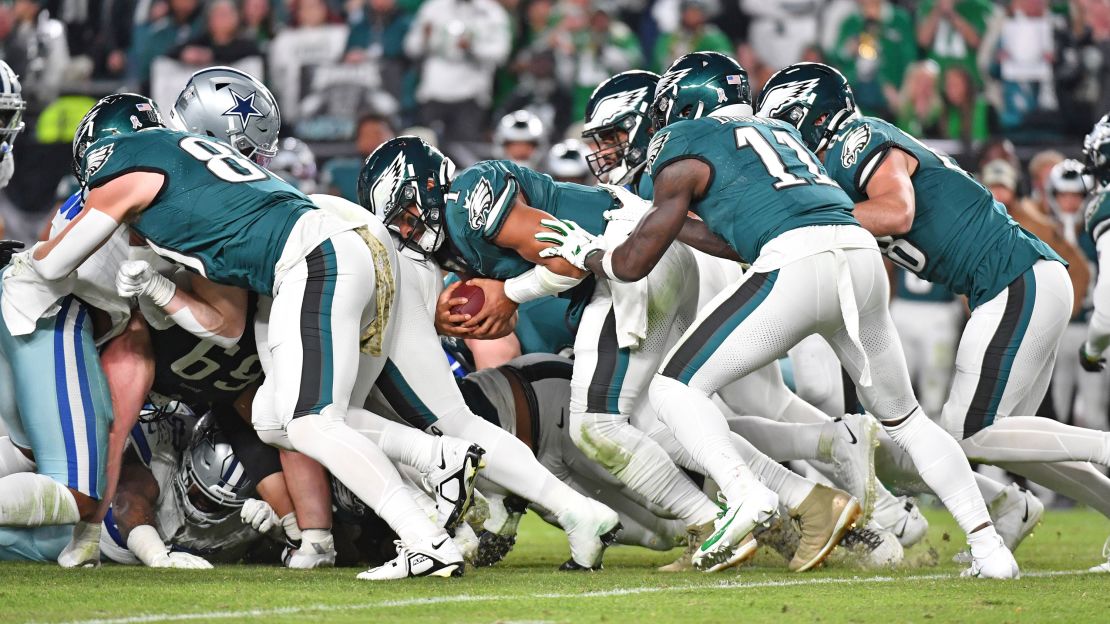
[{"left": 841, "top": 527, "right": 883, "bottom": 551}]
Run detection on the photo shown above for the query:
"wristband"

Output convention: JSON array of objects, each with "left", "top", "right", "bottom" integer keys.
[
  {"left": 503, "top": 266, "right": 584, "bottom": 304},
  {"left": 143, "top": 270, "right": 177, "bottom": 307},
  {"left": 126, "top": 524, "right": 169, "bottom": 567},
  {"left": 600, "top": 249, "right": 630, "bottom": 284}
]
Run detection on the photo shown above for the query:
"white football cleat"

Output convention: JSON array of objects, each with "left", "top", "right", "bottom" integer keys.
[
  {"left": 1089, "top": 537, "right": 1110, "bottom": 573},
  {"left": 693, "top": 484, "right": 779, "bottom": 572},
  {"left": 879, "top": 497, "right": 929, "bottom": 548},
  {"left": 283, "top": 541, "right": 337, "bottom": 569},
  {"left": 357, "top": 536, "right": 464, "bottom": 580},
  {"left": 453, "top": 521, "right": 480, "bottom": 564},
  {"left": 839, "top": 523, "right": 904, "bottom": 568},
  {"left": 57, "top": 521, "right": 101, "bottom": 568},
  {"left": 989, "top": 484, "right": 1043, "bottom": 552},
  {"left": 827, "top": 414, "right": 879, "bottom": 518},
  {"left": 559, "top": 498, "right": 621, "bottom": 571},
  {"left": 426, "top": 437, "right": 485, "bottom": 530},
  {"left": 962, "top": 533, "right": 1020, "bottom": 579}
]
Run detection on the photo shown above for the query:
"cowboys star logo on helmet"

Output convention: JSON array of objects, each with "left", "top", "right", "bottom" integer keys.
[
  {"left": 645, "top": 131, "right": 670, "bottom": 175},
  {"left": 756, "top": 79, "right": 820, "bottom": 118},
  {"left": 586, "top": 86, "right": 650, "bottom": 130},
  {"left": 223, "top": 90, "right": 263, "bottom": 126},
  {"left": 370, "top": 150, "right": 408, "bottom": 220},
  {"left": 840, "top": 124, "right": 871, "bottom": 168},
  {"left": 83, "top": 143, "right": 115, "bottom": 180}
]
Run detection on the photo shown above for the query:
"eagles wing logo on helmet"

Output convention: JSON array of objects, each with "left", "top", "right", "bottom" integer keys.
[
  {"left": 656, "top": 68, "right": 692, "bottom": 98},
  {"left": 466, "top": 177, "right": 495, "bottom": 231},
  {"left": 370, "top": 151, "right": 408, "bottom": 220},
  {"left": 644, "top": 131, "right": 670, "bottom": 175},
  {"left": 840, "top": 124, "right": 871, "bottom": 169},
  {"left": 756, "top": 79, "right": 820, "bottom": 118},
  {"left": 588, "top": 87, "right": 649, "bottom": 129},
  {"left": 83, "top": 144, "right": 115, "bottom": 181}
]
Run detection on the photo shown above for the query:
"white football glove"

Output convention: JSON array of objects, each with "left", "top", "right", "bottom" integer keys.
[
  {"left": 599, "top": 183, "right": 651, "bottom": 223},
  {"left": 116, "top": 260, "right": 176, "bottom": 307},
  {"left": 149, "top": 551, "right": 214, "bottom": 569},
  {"left": 534, "top": 219, "right": 607, "bottom": 271},
  {"left": 241, "top": 498, "right": 281, "bottom": 537}
]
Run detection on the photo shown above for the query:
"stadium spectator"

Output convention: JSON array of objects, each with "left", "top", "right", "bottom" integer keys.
[
  {"left": 322, "top": 112, "right": 396, "bottom": 201},
  {"left": 499, "top": 47, "right": 572, "bottom": 140},
  {"left": 741, "top": 0, "right": 821, "bottom": 70},
  {"left": 404, "top": 0, "right": 511, "bottom": 148},
  {"left": 132, "top": 0, "right": 203, "bottom": 89},
  {"left": 1028, "top": 148, "right": 1066, "bottom": 207},
  {"left": 896, "top": 60, "right": 943, "bottom": 138},
  {"left": 829, "top": 0, "right": 916, "bottom": 120},
  {"left": 170, "top": 0, "right": 263, "bottom": 68},
  {"left": 942, "top": 64, "right": 989, "bottom": 145},
  {"left": 981, "top": 157, "right": 1089, "bottom": 317},
  {"left": 241, "top": 0, "right": 277, "bottom": 49},
  {"left": 1, "top": 0, "right": 70, "bottom": 108},
  {"left": 981, "top": 0, "right": 1059, "bottom": 133},
  {"left": 916, "top": 0, "right": 994, "bottom": 84},
  {"left": 551, "top": 2, "right": 641, "bottom": 122},
  {"left": 652, "top": 0, "right": 731, "bottom": 72},
  {"left": 343, "top": 0, "right": 413, "bottom": 106}
]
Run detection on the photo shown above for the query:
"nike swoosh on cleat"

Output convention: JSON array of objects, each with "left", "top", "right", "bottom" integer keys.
[
  {"left": 1021, "top": 500, "right": 1030, "bottom": 524},
  {"left": 843, "top": 422, "right": 858, "bottom": 445},
  {"left": 557, "top": 408, "right": 566, "bottom": 429},
  {"left": 894, "top": 518, "right": 907, "bottom": 539}
]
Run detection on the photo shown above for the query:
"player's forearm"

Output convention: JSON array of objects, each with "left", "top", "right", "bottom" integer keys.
[
  {"left": 31, "top": 208, "right": 119, "bottom": 280},
  {"left": 161, "top": 288, "right": 243, "bottom": 348},
  {"left": 677, "top": 218, "right": 741, "bottom": 262},
  {"left": 853, "top": 194, "right": 915, "bottom": 237}
]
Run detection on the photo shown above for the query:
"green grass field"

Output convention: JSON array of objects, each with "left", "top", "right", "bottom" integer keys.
[{"left": 3, "top": 508, "right": 1107, "bottom": 624}]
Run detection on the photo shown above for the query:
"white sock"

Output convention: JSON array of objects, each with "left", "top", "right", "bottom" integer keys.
[
  {"left": 882, "top": 409, "right": 991, "bottom": 536},
  {"left": 571, "top": 410, "right": 718, "bottom": 526},
  {"left": 736, "top": 434, "right": 816, "bottom": 510},
  {"left": 967, "top": 523, "right": 1003, "bottom": 554},
  {"left": 727, "top": 416, "right": 830, "bottom": 462},
  {"left": 348, "top": 407, "right": 440, "bottom": 472},
  {"left": 285, "top": 414, "right": 442, "bottom": 544},
  {"left": 961, "top": 416, "right": 1110, "bottom": 466},
  {"left": 650, "top": 375, "right": 758, "bottom": 506},
  {"left": 0, "top": 473, "right": 80, "bottom": 526},
  {"left": 1002, "top": 460, "right": 1110, "bottom": 518},
  {"left": 280, "top": 512, "right": 302, "bottom": 542},
  {"left": 300, "top": 528, "right": 334, "bottom": 551},
  {"left": 0, "top": 437, "right": 35, "bottom": 478},
  {"left": 432, "top": 408, "right": 583, "bottom": 519}
]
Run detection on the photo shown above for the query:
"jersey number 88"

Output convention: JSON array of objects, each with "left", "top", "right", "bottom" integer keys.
[{"left": 179, "top": 136, "right": 268, "bottom": 183}]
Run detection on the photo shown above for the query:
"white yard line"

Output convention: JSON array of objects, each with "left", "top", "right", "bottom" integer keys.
[{"left": 41, "top": 569, "right": 1094, "bottom": 624}]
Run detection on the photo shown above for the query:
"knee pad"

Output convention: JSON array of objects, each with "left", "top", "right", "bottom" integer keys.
[
  {"left": 568, "top": 411, "right": 635, "bottom": 473},
  {"left": 256, "top": 427, "right": 295, "bottom": 452}
]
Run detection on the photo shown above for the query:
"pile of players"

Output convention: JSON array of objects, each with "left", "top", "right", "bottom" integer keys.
[{"left": 1, "top": 50, "right": 1110, "bottom": 581}]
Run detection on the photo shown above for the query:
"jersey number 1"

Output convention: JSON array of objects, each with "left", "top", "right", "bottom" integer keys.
[
  {"left": 179, "top": 136, "right": 267, "bottom": 183},
  {"left": 734, "top": 127, "right": 837, "bottom": 190}
]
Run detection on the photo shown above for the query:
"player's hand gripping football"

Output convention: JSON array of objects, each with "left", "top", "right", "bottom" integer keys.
[
  {"left": 460, "top": 278, "right": 518, "bottom": 340},
  {"left": 436, "top": 280, "right": 477, "bottom": 337},
  {"left": 535, "top": 219, "right": 607, "bottom": 271}
]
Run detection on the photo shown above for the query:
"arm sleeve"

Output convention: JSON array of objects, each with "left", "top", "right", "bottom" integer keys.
[{"left": 1086, "top": 235, "right": 1110, "bottom": 357}]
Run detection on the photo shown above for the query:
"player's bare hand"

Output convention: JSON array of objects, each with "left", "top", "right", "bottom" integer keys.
[
  {"left": 435, "top": 280, "right": 474, "bottom": 337},
  {"left": 462, "top": 278, "right": 518, "bottom": 339}
]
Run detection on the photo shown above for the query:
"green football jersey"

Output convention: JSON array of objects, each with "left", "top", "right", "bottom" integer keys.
[
  {"left": 645, "top": 115, "right": 858, "bottom": 264},
  {"left": 83, "top": 128, "right": 318, "bottom": 294},
  {"left": 443, "top": 160, "right": 613, "bottom": 279},
  {"left": 894, "top": 268, "right": 956, "bottom": 303},
  {"left": 824, "top": 116, "right": 1061, "bottom": 308},
  {"left": 1085, "top": 189, "right": 1110, "bottom": 246}
]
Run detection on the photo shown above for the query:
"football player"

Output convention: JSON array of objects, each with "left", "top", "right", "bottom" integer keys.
[
  {"left": 494, "top": 110, "right": 545, "bottom": 167},
  {"left": 582, "top": 68, "right": 924, "bottom": 550},
  {"left": 47, "top": 93, "right": 474, "bottom": 580},
  {"left": 0, "top": 60, "right": 24, "bottom": 191},
  {"left": 540, "top": 52, "right": 1013, "bottom": 577},
  {"left": 758, "top": 62, "right": 1110, "bottom": 556}
]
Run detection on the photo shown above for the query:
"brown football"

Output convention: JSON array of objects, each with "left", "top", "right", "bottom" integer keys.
[{"left": 450, "top": 283, "right": 486, "bottom": 317}]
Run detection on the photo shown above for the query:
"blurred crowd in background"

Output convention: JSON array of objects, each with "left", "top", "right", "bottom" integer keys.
[{"left": 2, "top": 0, "right": 1110, "bottom": 225}]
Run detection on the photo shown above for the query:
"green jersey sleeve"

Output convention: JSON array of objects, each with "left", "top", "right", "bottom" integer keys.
[
  {"left": 644, "top": 121, "right": 699, "bottom": 181},
  {"left": 83, "top": 130, "right": 173, "bottom": 189},
  {"left": 824, "top": 118, "right": 901, "bottom": 200},
  {"left": 1086, "top": 190, "right": 1110, "bottom": 243}
]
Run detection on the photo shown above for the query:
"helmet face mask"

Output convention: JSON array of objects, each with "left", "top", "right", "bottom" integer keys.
[
  {"left": 582, "top": 70, "right": 658, "bottom": 185},
  {"left": 1084, "top": 115, "right": 1110, "bottom": 188},
  {"left": 357, "top": 136, "right": 456, "bottom": 258},
  {"left": 0, "top": 61, "right": 25, "bottom": 149},
  {"left": 171, "top": 67, "right": 280, "bottom": 168},
  {"left": 175, "top": 413, "right": 253, "bottom": 528},
  {"left": 652, "top": 53, "right": 752, "bottom": 131}
]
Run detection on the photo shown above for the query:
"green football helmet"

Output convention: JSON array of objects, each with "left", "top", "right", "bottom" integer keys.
[
  {"left": 1084, "top": 115, "right": 1110, "bottom": 188},
  {"left": 357, "top": 136, "right": 455, "bottom": 258},
  {"left": 72, "top": 93, "right": 165, "bottom": 184},
  {"left": 756, "top": 62, "right": 858, "bottom": 154},
  {"left": 582, "top": 70, "right": 658, "bottom": 185},
  {"left": 652, "top": 52, "right": 752, "bottom": 129}
]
